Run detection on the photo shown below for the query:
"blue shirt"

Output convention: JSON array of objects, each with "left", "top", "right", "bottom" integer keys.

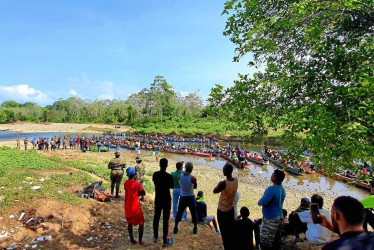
[{"left": 258, "top": 184, "right": 286, "bottom": 219}]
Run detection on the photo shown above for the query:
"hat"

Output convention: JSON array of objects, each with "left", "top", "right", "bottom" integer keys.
[
  {"left": 300, "top": 197, "right": 311, "bottom": 208},
  {"left": 135, "top": 156, "right": 142, "bottom": 161},
  {"left": 126, "top": 167, "right": 136, "bottom": 177},
  {"left": 114, "top": 151, "right": 120, "bottom": 156},
  {"left": 197, "top": 190, "right": 204, "bottom": 199}
]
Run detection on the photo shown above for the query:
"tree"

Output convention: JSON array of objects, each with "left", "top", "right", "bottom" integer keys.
[{"left": 223, "top": 0, "right": 374, "bottom": 169}]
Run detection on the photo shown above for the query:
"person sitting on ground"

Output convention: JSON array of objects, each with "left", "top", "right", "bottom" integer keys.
[
  {"left": 297, "top": 194, "right": 331, "bottom": 245},
  {"left": 318, "top": 196, "right": 374, "bottom": 250},
  {"left": 234, "top": 206, "right": 260, "bottom": 249},
  {"left": 174, "top": 162, "right": 198, "bottom": 235},
  {"left": 286, "top": 197, "right": 310, "bottom": 242},
  {"left": 258, "top": 169, "right": 286, "bottom": 250},
  {"left": 196, "top": 190, "right": 220, "bottom": 235},
  {"left": 361, "top": 180, "right": 374, "bottom": 231},
  {"left": 124, "top": 167, "right": 146, "bottom": 246}
]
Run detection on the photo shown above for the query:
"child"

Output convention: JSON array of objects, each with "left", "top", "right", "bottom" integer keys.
[
  {"left": 124, "top": 167, "right": 147, "bottom": 245},
  {"left": 233, "top": 206, "right": 259, "bottom": 249},
  {"left": 196, "top": 191, "right": 220, "bottom": 235}
]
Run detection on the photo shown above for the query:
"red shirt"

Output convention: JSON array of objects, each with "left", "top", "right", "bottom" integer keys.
[{"left": 124, "top": 179, "right": 143, "bottom": 217}]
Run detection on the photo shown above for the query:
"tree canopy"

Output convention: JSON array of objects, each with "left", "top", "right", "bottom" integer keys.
[{"left": 222, "top": 0, "right": 374, "bottom": 169}]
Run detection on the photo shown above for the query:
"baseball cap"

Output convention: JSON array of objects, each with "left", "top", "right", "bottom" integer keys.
[
  {"left": 126, "top": 167, "right": 136, "bottom": 177},
  {"left": 300, "top": 197, "right": 311, "bottom": 208}
]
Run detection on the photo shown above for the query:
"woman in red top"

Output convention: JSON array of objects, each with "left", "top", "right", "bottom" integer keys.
[{"left": 124, "top": 167, "right": 146, "bottom": 245}]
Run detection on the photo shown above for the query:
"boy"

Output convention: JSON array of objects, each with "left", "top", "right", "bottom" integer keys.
[
  {"left": 124, "top": 167, "right": 146, "bottom": 245},
  {"left": 196, "top": 190, "right": 220, "bottom": 235},
  {"left": 233, "top": 206, "right": 258, "bottom": 249}
]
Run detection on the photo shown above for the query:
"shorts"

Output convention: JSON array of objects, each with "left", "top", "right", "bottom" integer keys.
[
  {"left": 126, "top": 211, "right": 145, "bottom": 226},
  {"left": 260, "top": 216, "right": 283, "bottom": 248},
  {"left": 200, "top": 216, "right": 214, "bottom": 225}
]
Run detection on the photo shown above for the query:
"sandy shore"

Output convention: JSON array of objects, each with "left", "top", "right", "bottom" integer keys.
[{"left": 0, "top": 122, "right": 130, "bottom": 133}]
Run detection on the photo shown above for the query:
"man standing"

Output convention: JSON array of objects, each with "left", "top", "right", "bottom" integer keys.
[
  {"left": 174, "top": 162, "right": 198, "bottom": 235},
  {"left": 318, "top": 196, "right": 374, "bottom": 249},
  {"left": 16, "top": 137, "right": 21, "bottom": 150},
  {"left": 108, "top": 151, "right": 126, "bottom": 198},
  {"left": 258, "top": 169, "right": 286, "bottom": 250},
  {"left": 135, "top": 156, "right": 146, "bottom": 186},
  {"left": 213, "top": 163, "right": 238, "bottom": 250},
  {"left": 24, "top": 137, "right": 29, "bottom": 150},
  {"left": 152, "top": 158, "right": 174, "bottom": 247},
  {"left": 63, "top": 137, "right": 68, "bottom": 150},
  {"left": 171, "top": 162, "right": 187, "bottom": 221}
]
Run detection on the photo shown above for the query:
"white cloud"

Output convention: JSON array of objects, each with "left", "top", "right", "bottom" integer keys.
[
  {"left": 0, "top": 84, "right": 52, "bottom": 105},
  {"left": 69, "top": 89, "right": 78, "bottom": 96}
]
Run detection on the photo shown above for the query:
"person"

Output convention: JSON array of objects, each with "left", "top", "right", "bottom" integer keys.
[
  {"left": 233, "top": 206, "right": 258, "bottom": 249},
  {"left": 361, "top": 180, "right": 374, "bottom": 231},
  {"left": 213, "top": 163, "right": 238, "bottom": 250},
  {"left": 152, "top": 158, "right": 174, "bottom": 247},
  {"left": 171, "top": 162, "right": 187, "bottom": 221},
  {"left": 16, "top": 137, "right": 21, "bottom": 150},
  {"left": 258, "top": 169, "right": 286, "bottom": 250},
  {"left": 124, "top": 167, "right": 146, "bottom": 246},
  {"left": 24, "top": 137, "right": 29, "bottom": 150},
  {"left": 196, "top": 190, "right": 220, "bottom": 234},
  {"left": 108, "top": 151, "right": 126, "bottom": 198},
  {"left": 44, "top": 138, "right": 49, "bottom": 151},
  {"left": 297, "top": 194, "right": 331, "bottom": 244},
  {"left": 174, "top": 162, "right": 198, "bottom": 235},
  {"left": 318, "top": 196, "right": 374, "bottom": 249},
  {"left": 96, "top": 140, "right": 102, "bottom": 153},
  {"left": 134, "top": 156, "right": 146, "bottom": 186},
  {"left": 287, "top": 197, "right": 310, "bottom": 242}
]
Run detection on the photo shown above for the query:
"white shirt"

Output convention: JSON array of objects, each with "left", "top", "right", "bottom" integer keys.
[{"left": 298, "top": 209, "right": 332, "bottom": 244}]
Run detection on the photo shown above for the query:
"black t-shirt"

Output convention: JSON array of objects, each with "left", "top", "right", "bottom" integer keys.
[
  {"left": 152, "top": 171, "right": 174, "bottom": 206},
  {"left": 322, "top": 231, "right": 374, "bottom": 250},
  {"left": 233, "top": 218, "right": 255, "bottom": 250},
  {"left": 197, "top": 201, "right": 207, "bottom": 222}
]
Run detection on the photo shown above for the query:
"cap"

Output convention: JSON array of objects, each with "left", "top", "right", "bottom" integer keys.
[
  {"left": 126, "top": 167, "right": 136, "bottom": 177},
  {"left": 300, "top": 197, "right": 311, "bottom": 208},
  {"left": 135, "top": 156, "right": 142, "bottom": 161},
  {"left": 196, "top": 190, "right": 204, "bottom": 198}
]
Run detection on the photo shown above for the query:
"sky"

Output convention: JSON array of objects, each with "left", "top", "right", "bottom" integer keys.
[{"left": 0, "top": 0, "right": 254, "bottom": 106}]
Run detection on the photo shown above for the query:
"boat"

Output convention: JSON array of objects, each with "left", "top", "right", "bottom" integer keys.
[
  {"left": 333, "top": 173, "right": 356, "bottom": 183},
  {"left": 268, "top": 157, "right": 284, "bottom": 169},
  {"left": 189, "top": 152, "right": 213, "bottom": 158},
  {"left": 219, "top": 154, "right": 250, "bottom": 169},
  {"left": 166, "top": 139, "right": 217, "bottom": 143},
  {"left": 286, "top": 168, "right": 303, "bottom": 176},
  {"left": 353, "top": 181, "right": 371, "bottom": 191},
  {"left": 246, "top": 156, "right": 268, "bottom": 165}
]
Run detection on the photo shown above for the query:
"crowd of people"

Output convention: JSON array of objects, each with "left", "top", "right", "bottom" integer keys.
[{"left": 106, "top": 150, "right": 374, "bottom": 249}]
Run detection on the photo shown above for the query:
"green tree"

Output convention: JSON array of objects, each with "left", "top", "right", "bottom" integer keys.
[{"left": 223, "top": 0, "right": 374, "bottom": 169}]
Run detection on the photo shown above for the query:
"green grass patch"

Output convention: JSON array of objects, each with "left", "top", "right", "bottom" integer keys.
[
  {"left": 83, "top": 126, "right": 115, "bottom": 132},
  {"left": 0, "top": 147, "right": 97, "bottom": 209}
]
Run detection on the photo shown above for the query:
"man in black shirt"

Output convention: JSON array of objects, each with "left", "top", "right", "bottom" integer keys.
[
  {"left": 233, "top": 206, "right": 258, "bottom": 250},
  {"left": 319, "top": 196, "right": 374, "bottom": 250},
  {"left": 152, "top": 158, "right": 174, "bottom": 247}
]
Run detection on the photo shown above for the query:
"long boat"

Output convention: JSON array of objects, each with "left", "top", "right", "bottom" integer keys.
[
  {"left": 286, "top": 168, "right": 303, "bottom": 176},
  {"left": 189, "top": 152, "right": 213, "bottom": 158},
  {"left": 219, "top": 154, "right": 249, "bottom": 169},
  {"left": 246, "top": 156, "right": 268, "bottom": 165},
  {"left": 268, "top": 157, "right": 284, "bottom": 169},
  {"left": 166, "top": 139, "right": 217, "bottom": 143}
]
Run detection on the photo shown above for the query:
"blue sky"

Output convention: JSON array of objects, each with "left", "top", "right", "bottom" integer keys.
[{"left": 0, "top": 0, "right": 254, "bottom": 106}]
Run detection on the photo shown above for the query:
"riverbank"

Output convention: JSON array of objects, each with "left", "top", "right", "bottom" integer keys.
[
  {"left": 1, "top": 146, "right": 354, "bottom": 249},
  {"left": 0, "top": 122, "right": 130, "bottom": 133}
]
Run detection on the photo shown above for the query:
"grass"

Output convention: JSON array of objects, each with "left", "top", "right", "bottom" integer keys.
[
  {"left": 83, "top": 126, "right": 115, "bottom": 132},
  {"left": 0, "top": 147, "right": 97, "bottom": 209}
]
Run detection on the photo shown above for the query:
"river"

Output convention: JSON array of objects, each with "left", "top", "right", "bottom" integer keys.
[{"left": 0, "top": 131, "right": 369, "bottom": 201}]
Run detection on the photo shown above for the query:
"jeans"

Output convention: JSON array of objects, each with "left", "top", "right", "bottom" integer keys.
[
  {"left": 98, "top": 146, "right": 101, "bottom": 153},
  {"left": 172, "top": 188, "right": 187, "bottom": 220}
]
